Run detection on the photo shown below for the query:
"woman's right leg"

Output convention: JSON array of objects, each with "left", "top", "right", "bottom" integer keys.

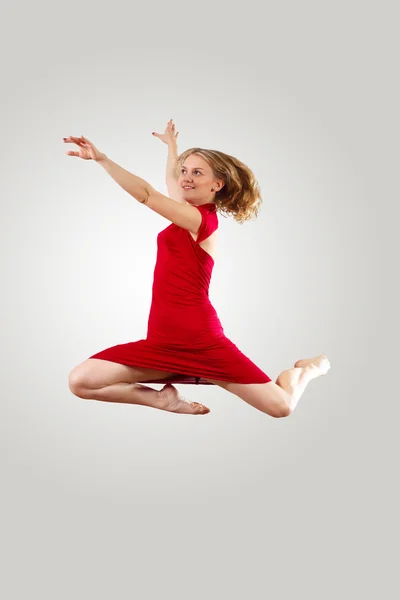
[
  {"left": 68, "top": 359, "right": 210, "bottom": 415},
  {"left": 69, "top": 358, "right": 177, "bottom": 395}
]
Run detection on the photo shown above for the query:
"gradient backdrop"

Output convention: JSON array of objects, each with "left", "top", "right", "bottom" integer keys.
[{"left": 1, "top": 1, "right": 398, "bottom": 598}]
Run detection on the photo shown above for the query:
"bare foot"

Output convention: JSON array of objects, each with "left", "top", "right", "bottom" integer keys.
[
  {"left": 294, "top": 354, "right": 331, "bottom": 376},
  {"left": 158, "top": 383, "right": 210, "bottom": 415}
]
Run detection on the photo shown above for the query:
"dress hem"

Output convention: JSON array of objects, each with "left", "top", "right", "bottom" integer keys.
[{"left": 88, "top": 355, "right": 271, "bottom": 385}]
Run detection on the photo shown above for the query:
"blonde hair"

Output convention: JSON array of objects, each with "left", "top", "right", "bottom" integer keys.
[{"left": 176, "top": 148, "right": 263, "bottom": 224}]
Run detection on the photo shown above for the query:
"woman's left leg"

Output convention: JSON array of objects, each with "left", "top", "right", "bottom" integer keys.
[{"left": 205, "top": 354, "right": 330, "bottom": 418}]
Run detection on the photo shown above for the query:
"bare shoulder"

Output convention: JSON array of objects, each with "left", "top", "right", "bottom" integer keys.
[{"left": 143, "top": 186, "right": 202, "bottom": 234}]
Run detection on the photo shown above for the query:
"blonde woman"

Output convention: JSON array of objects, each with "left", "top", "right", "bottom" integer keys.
[{"left": 66, "top": 121, "right": 330, "bottom": 417}]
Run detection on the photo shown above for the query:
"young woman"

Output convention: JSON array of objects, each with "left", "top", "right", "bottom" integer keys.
[{"left": 66, "top": 120, "right": 330, "bottom": 417}]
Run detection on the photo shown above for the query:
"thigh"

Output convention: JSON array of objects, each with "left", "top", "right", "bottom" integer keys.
[
  {"left": 69, "top": 358, "right": 177, "bottom": 392},
  {"left": 205, "top": 378, "right": 290, "bottom": 417}
]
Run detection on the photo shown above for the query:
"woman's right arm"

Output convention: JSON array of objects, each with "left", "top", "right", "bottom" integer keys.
[
  {"left": 165, "top": 139, "right": 185, "bottom": 203},
  {"left": 152, "top": 120, "right": 185, "bottom": 204}
]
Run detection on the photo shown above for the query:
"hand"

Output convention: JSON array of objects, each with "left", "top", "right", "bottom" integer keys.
[
  {"left": 63, "top": 135, "right": 106, "bottom": 162},
  {"left": 152, "top": 119, "right": 179, "bottom": 145}
]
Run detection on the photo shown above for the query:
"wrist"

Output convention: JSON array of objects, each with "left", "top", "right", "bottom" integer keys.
[{"left": 96, "top": 153, "right": 108, "bottom": 164}]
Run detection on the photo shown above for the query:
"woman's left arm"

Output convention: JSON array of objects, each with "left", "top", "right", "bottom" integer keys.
[
  {"left": 98, "top": 156, "right": 201, "bottom": 233},
  {"left": 97, "top": 156, "right": 149, "bottom": 204},
  {"left": 64, "top": 135, "right": 201, "bottom": 232},
  {"left": 64, "top": 135, "right": 149, "bottom": 204}
]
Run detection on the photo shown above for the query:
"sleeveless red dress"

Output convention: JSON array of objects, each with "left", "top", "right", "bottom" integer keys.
[{"left": 89, "top": 203, "right": 272, "bottom": 385}]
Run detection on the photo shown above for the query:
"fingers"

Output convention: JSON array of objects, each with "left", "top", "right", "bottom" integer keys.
[
  {"left": 152, "top": 120, "right": 177, "bottom": 138},
  {"left": 63, "top": 136, "right": 84, "bottom": 145},
  {"left": 63, "top": 135, "right": 89, "bottom": 145},
  {"left": 168, "top": 120, "right": 179, "bottom": 139}
]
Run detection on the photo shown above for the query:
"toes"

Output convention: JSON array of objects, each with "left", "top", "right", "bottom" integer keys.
[{"left": 192, "top": 402, "right": 210, "bottom": 414}]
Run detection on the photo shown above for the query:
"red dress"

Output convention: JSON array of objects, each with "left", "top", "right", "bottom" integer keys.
[{"left": 89, "top": 203, "right": 272, "bottom": 385}]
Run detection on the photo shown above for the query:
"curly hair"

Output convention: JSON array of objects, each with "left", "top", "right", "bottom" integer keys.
[{"left": 175, "top": 147, "right": 263, "bottom": 224}]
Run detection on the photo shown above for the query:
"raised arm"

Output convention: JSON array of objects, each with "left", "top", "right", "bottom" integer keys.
[
  {"left": 153, "top": 119, "right": 185, "bottom": 204},
  {"left": 165, "top": 139, "right": 185, "bottom": 204},
  {"left": 63, "top": 134, "right": 202, "bottom": 234}
]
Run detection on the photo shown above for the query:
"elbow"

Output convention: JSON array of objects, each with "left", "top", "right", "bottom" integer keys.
[{"left": 138, "top": 185, "right": 151, "bottom": 205}]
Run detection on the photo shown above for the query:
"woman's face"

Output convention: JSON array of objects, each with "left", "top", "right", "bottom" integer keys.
[{"left": 178, "top": 154, "right": 223, "bottom": 205}]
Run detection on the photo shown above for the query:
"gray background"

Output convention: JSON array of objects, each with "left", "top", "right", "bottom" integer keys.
[{"left": 1, "top": 0, "right": 399, "bottom": 598}]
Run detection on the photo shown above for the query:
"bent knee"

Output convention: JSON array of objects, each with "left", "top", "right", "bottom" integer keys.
[
  {"left": 271, "top": 403, "right": 292, "bottom": 418},
  {"left": 68, "top": 371, "right": 90, "bottom": 397},
  {"left": 277, "top": 406, "right": 292, "bottom": 418},
  {"left": 68, "top": 381, "right": 88, "bottom": 398}
]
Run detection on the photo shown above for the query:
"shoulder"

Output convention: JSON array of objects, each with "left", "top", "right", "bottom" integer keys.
[{"left": 194, "top": 204, "right": 218, "bottom": 244}]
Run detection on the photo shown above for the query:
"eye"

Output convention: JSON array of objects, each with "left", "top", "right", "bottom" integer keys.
[{"left": 181, "top": 169, "right": 202, "bottom": 175}]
